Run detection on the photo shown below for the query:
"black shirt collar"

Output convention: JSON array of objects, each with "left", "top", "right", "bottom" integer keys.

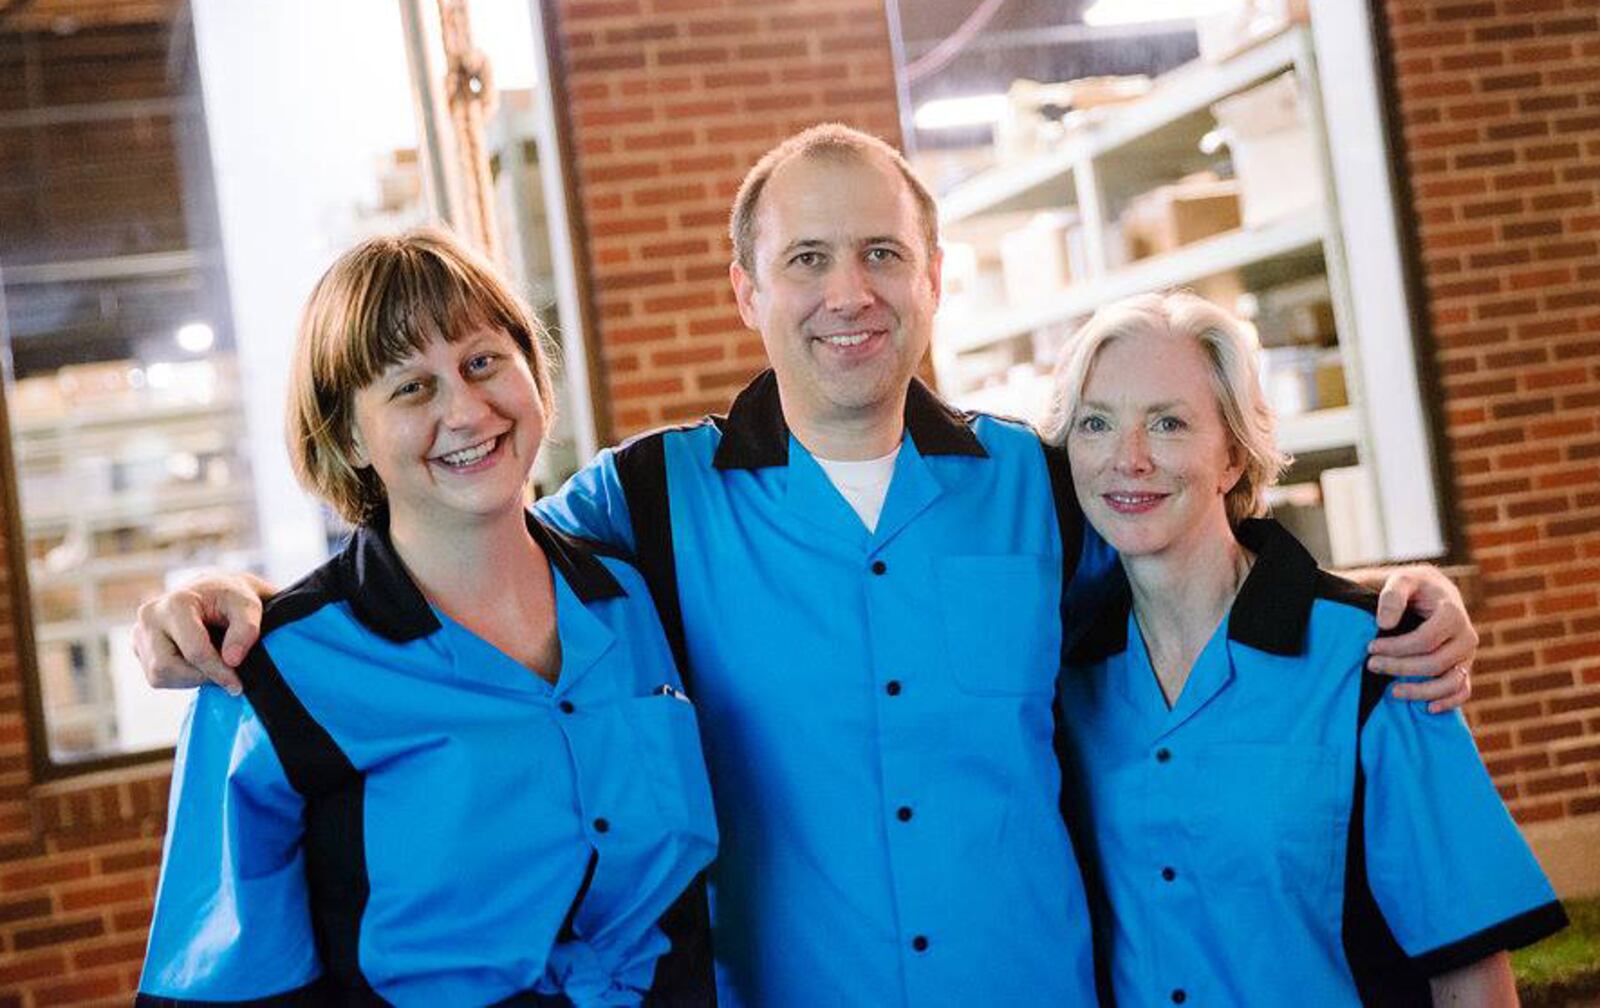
[
  {"left": 711, "top": 368, "right": 988, "bottom": 470},
  {"left": 335, "top": 511, "right": 627, "bottom": 643},
  {"left": 1065, "top": 517, "right": 1321, "bottom": 664}
]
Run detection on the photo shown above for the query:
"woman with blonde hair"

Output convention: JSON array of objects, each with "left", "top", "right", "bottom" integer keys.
[
  {"left": 138, "top": 228, "right": 717, "bottom": 1006},
  {"left": 1047, "top": 291, "right": 1564, "bottom": 1005}
]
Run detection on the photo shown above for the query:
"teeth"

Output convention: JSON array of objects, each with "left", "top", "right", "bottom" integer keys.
[
  {"left": 822, "top": 332, "right": 870, "bottom": 347},
  {"left": 440, "top": 438, "right": 497, "bottom": 466}
]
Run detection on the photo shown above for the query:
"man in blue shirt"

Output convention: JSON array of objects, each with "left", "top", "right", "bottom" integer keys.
[{"left": 136, "top": 124, "right": 1480, "bottom": 1006}]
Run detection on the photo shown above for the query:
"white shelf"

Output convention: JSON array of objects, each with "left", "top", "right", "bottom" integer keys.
[
  {"left": 1278, "top": 406, "right": 1358, "bottom": 455},
  {"left": 938, "top": 208, "right": 1327, "bottom": 354},
  {"left": 939, "top": 27, "right": 1305, "bottom": 227},
  {"left": 25, "top": 485, "right": 253, "bottom": 532},
  {"left": 13, "top": 399, "right": 238, "bottom": 438}
]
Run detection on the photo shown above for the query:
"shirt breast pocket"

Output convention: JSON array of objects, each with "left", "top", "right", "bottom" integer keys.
[
  {"left": 1199, "top": 743, "right": 1346, "bottom": 896},
  {"left": 626, "top": 694, "right": 719, "bottom": 846},
  {"left": 934, "top": 554, "right": 1060, "bottom": 697}
]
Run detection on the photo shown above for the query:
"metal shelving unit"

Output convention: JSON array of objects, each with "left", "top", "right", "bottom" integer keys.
[{"left": 926, "top": 24, "right": 1406, "bottom": 566}]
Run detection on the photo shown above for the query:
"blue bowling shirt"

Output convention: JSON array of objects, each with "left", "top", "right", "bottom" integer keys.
[
  {"left": 538, "top": 371, "right": 1111, "bottom": 1007},
  {"left": 1058, "top": 518, "right": 1566, "bottom": 1005},
  {"left": 139, "top": 515, "right": 719, "bottom": 1006}
]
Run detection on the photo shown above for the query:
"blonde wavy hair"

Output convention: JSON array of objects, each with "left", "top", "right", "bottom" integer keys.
[{"left": 1041, "top": 291, "right": 1290, "bottom": 526}]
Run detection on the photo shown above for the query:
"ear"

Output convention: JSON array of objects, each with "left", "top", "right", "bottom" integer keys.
[
  {"left": 927, "top": 244, "right": 944, "bottom": 305},
  {"left": 1220, "top": 440, "right": 1246, "bottom": 495},
  {"left": 730, "top": 260, "right": 761, "bottom": 330}
]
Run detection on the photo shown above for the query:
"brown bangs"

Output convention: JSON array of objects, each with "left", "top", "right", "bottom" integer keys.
[{"left": 317, "top": 236, "right": 532, "bottom": 396}]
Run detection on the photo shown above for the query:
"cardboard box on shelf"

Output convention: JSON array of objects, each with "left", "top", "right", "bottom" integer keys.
[
  {"left": 997, "top": 75, "right": 1151, "bottom": 163},
  {"left": 1121, "top": 178, "right": 1242, "bottom": 261},
  {"left": 999, "top": 212, "right": 1086, "bottom": 304},
  {"left": 1195, "top": 0, "right": 1310, "bottom": 63},
  {"left": 1212, "top": 73, "right": 1320, "bottom": 228},
  {"left": 56, "top": 359, "right": 141, "bottom": 410},
  {"left": 8, "top": 374, "right": 67, "bottom": 424},
  {"left": 1259, "top": 346, "right": 1346, "bottom": 415}
]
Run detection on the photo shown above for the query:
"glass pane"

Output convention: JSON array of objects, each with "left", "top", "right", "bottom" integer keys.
[{"left": 0, "top": 1, "right": 424, "bottom": 764}]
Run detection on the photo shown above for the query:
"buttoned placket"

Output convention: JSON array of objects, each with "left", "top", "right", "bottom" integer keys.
[{"left": 1121, "top": 613, "right": 1238, "bottom": 1006}]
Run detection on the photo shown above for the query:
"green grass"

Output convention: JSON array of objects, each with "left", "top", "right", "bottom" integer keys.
[{"left": 1515, "top": 898, "right": 1600, "bottom": 1007}]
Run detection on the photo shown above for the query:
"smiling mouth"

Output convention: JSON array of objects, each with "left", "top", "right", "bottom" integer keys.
[
  {"left": 813, "top": 328, "right": 887, "bottom": 350},
  {"left": 433, "top": 434, "right": 502, "bottom": 468},
  {"left": 1103, "top": 491, "right": 1169, "bottom": 513}
]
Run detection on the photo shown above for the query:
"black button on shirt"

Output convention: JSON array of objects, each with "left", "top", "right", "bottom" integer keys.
[
  {"left": 897, "top": 806, "right": 913, "bottom": 822},
  {"left": 1161, "top": 867, "right": 1176, "bottom": 882},
  {"left": 871, "top": 560, "right": 888, "bottom": 575},
  {"left": 1171, "top": 990, "right": 1186, "bottom": 1004},
  {"left": 885, "top": 680, "right": 902, "bottom": 696},
  {"left": 912, "top": 935, "right": 929, "bottom": 952},
  {"left": 1155, "top": 747, "right": 1171, "bottom": 763},
  {"left": 558, "top": 700, "right": 575, "bottom": 714}
]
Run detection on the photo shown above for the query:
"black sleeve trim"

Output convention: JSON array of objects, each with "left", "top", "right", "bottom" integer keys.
[
  {"left": 236, "top": 648, "right": 358, "bottom": 801},
  {"left": 644, "top": 871, "right": 718, "bottom": 1006},
  {"left": 1413, "top": 900, "right": 1569, "bottom": 976},
  {"left": 136, "top": 976, "right": 334, "bottom": 1006}
]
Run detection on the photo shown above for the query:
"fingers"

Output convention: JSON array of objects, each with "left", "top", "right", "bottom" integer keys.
[
  {"left": 164, "top": 591, "right": 245, "bottom": 696},
  {"left": 1391, "top": 664, "right": 1472, "bottom": 713},
  {"left": 134, "top": 580, "right": 263, "bottom": 696},
  {"left": 210, "top": 591, "right": 264, "bottom": 670},
  {"left": 1372, "top": 571, "right": 1417, "bottom": 631},
  {"left": 131, "top": 613, "right": 208, "bottom": 690}
]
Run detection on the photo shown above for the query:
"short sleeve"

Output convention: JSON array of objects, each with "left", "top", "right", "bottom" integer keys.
[
  {"left": 535, "top": 448, "right": 637, "bottom": 553},
  {"left": 1360, "top": 698, "right": 1566, "bottom": 973},
  {"left": 139, "top": 686, "right": 322, "bottom": 1003}
]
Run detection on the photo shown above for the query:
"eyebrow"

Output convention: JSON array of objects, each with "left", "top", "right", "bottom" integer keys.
[
  {"left": 778, "top": 235, "right": 913, "bottom": 257},
  {"left": 1078, "top": 398, "right": 1192, "bottom": 413}
]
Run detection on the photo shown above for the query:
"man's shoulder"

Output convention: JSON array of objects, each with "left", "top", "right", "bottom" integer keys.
[{"left": 609, "top": 415, "right": 724, "bottom": 462}]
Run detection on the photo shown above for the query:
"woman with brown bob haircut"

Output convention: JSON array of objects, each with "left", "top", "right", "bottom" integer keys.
[{"left": 139, "top": 227, "right": 718, "bottom": 1007}]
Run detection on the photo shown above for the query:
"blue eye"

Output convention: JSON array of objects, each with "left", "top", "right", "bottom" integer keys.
[
  {"left": 392, "top": 379, "right": 426, "bottom": 399},
  {"left": 1077, "top": 414, "right": 1109, "bottom": 434},
  {"left": 865, "top": 246, "right": 902, "bottom": 264},
  {"left": 467, "top": 352, "right": 499, "bottom": 374},
  {"left": 1153, "top": 416, "right": 1187, "bottom": 433}
]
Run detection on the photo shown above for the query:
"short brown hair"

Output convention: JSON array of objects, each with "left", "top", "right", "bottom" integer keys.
[
  {"left": 286, "top": 226, "right": 554, "bottom": 525},
  {"left": 728, "top": 122, "right": 939, "bottom": 277}
]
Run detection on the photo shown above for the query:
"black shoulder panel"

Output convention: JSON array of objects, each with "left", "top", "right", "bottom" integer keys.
[{"left": 612, "top": 431, "right": 691, "bottom": 690}]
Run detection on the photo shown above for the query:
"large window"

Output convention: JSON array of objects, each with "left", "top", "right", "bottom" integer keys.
[
  {"left": 886, "top": 0, "right": 1448, "bottom": 569},
  {"left": 1, "top": 0, "right": 592, "bottom": 772}
]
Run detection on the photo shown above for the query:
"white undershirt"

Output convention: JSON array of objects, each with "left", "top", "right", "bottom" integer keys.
[{"left": 815, "top": 445, "right": 901, "bottom": 533}]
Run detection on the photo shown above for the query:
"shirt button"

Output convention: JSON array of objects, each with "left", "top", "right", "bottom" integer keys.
[
  {"left": 885, "top": 680, "right": 902, "bottom": 696},
  {"left": 1161, "top": 867, "right": 1176, "bottom": 882},
  {"left": 911, "top": 935, "right": 929, "bottom": 952},
  {"left": 593, "top": 817, "right": 610, "bottom": 834},
  {"left": 1171, "top": 990, "right": 1186, "bottom": 1004},
  {"left": 558, "top": 700, "right": 575, "bottom": 714},
  {"left": 897, "top": 806, "right": 913, "bottom": 822},
  {"left": 1155, "top": 747, "right": 1171, "bottom": 763},
  {"left": 871, "top": 560, "right": 888, "bottom": 575}
]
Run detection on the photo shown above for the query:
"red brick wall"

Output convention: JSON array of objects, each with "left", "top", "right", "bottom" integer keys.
[
  {"left": 1380, "top": 0, "right": 1600, "bottom": 825},
  {"left": 558, "top": 0, "right": 903, "bottom": 435}
]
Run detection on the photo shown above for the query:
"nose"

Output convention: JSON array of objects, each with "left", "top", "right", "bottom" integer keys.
[
  {"left": 823, "top": 260, "right": 874, "bottom": 314},
  {"left": 439, "top": 375, "right": 493, "bottom": 430},
  {"left": 1113, "top": 426, "right": 1153, "bottom": 476}
]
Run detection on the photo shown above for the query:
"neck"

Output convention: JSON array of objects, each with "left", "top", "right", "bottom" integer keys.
[
  {"left": 387, "top": 505, "right": 542, "bottom": 606},
  {"left": 781, "top": 386, "right": 907, "bottom": 461},
  {"left": 1122, "top": 515, "right": 1252, "bottom": 702}
]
